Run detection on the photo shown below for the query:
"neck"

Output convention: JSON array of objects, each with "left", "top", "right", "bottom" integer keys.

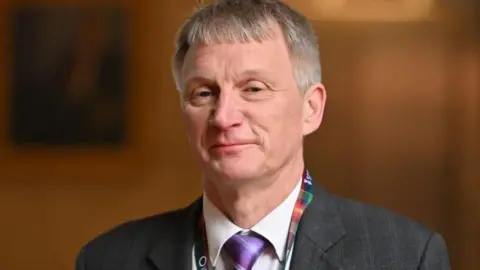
[{"left": 204, "top": 152, "right": 304, "bottom": 229}]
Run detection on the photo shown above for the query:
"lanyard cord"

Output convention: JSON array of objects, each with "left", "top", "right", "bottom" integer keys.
[{"left": 194, "top": 170, "right": 314, "bottom": 270}]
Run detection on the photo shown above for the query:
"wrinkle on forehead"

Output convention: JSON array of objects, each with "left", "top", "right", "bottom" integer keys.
[
  {"left": 182, "top": 35, "right": 293, "bottom": 88},
  {"left": 180, "top": 21, "right": 293, "bottom": 87}
]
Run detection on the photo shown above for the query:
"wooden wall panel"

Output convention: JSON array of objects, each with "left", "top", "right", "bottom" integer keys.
[
  {"left": 0, "top": 1, "right": 201, "bottom": 270},
  {"left": 0, "top": 1, "right": 477, "bottom": 269}
]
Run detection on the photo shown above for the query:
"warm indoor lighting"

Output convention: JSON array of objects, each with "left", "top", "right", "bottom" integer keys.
[
  {"left": 287, "top": 0, "right": 437, "bottom": 22},
  {"left": 196, "top": 0, "right": 212, "bottom": 6}
]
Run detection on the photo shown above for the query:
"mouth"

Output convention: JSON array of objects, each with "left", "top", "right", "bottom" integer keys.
[
  {"left": 212, "top": 142, "right": 251, "bottom": 148},
  {"left": 210, "top": 142, "right": 254, "bottom": 153}
]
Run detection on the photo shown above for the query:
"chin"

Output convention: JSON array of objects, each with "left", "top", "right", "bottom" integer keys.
[{"left": 208, "top": 158, "right": 265, "bottom": 182}]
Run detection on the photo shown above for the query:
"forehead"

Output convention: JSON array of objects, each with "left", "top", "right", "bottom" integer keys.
[{"left": 181, "top": 27, "right": 292, "bottom": 81}]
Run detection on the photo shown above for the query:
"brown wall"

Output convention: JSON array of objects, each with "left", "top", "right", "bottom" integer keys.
[{"left": 0, "top": 1, "right": 478, "bottom": 270}]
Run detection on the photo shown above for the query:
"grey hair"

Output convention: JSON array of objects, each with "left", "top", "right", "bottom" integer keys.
[{"left": 172, "top": 0, "right": 321, "bottom": 93}]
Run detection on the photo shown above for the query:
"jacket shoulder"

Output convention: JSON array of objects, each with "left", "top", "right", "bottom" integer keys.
[
  {"left": 332, "top": 195, "right": 439, "bottom": 264},
  {"left": 77, "top": 207, "right": 190, "bottom": 268},
  {"left": 90, "top": 208, "right": 184, "bottom": 247},
  {"left": 335, "top": 195, "right": 432, "bottom": 233}
]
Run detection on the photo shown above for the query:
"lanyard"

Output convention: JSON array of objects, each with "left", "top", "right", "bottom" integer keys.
[{"left": 194, "top": 169, "right": 314, "bottom": 270}]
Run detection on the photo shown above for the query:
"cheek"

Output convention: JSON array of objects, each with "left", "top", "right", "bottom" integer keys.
[
  {"left": 269, "top": 99, "right": 303, "bottom": 125},
  {"left": 183, "top": 110, "right": 208, "bottom": 141},
  {"left": 253, "top": 108, "right": 302, "bottom": 144},
  {"left": 269, "top": 104, "right": 304, "bottom": 140}
]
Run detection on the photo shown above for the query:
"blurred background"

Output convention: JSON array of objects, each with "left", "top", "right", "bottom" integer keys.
[{"left": 0, "top": 0, "right": 477, "bottom": 269}]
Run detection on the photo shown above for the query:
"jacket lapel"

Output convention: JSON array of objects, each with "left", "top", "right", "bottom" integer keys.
[
  {"left": 147, "top": 198, "right": 202, "bottom": 270},
  {"left": 290, "top": 182, "right": 346, "bottom": 270},
  {"left": 146, "top": 180, "right": 346, "bottom": 270}
]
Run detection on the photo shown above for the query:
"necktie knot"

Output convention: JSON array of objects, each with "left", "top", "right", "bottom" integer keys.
[{"left": 223, "top": 231, "right": 268, "bottom": 270}]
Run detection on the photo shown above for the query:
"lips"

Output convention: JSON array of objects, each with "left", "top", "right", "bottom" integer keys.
[
  {"left": 209, "top": 141, "right": 254, "bottom": 153},
  {"left": 211, "top": 142, "right": 251, "bottom": 148}
]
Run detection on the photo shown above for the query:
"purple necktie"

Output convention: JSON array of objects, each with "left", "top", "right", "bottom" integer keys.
[{"left": 223, "top": 232, "right": 268, "bottom": 270}]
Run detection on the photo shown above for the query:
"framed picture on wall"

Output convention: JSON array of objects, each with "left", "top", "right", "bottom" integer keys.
[
  {"left": 0, "top": 5, "right": 147, "bottom": 181},
  {"left": 10, "top": 6, "right": 126, "bottom": 147}
]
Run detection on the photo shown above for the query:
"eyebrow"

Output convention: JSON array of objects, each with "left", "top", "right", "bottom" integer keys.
[
  {"left": 235, "top": 69, "right": 276, "bottom": 88},
  {"left": 183, "top": 74, "right": 213, "bottom": 91},
  {"left": 184, "top": 68, "right": 272, "bottom": 86}
]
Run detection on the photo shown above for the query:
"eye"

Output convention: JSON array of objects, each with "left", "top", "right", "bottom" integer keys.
[
  {"left": 245, "top": 86, "right": 263, "bottom": 93},
  {"left": 243, "top": 82, "right": 267, "bottom": 93},
  {"left": 195, "top": 88, "right": 213, "bottom": 97},
  {"left": 187, "top": 86, "right": 216, "bottom": 106}
]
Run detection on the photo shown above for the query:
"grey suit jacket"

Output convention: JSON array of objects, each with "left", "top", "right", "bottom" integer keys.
[{"left": 75, "top": 183, "right": 450, "bottom": 270}]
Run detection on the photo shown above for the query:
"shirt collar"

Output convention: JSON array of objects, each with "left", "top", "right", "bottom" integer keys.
[
  {"left": 203, "top": 193, "right": 241, "bottom": 266},
  {"left": 202, "top": 179, "right": 302, "bottom": 266}
]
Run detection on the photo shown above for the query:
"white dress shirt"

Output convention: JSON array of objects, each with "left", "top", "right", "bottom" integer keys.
[{"left": 192, "top": 179, "right": 302, "bottom": 270}]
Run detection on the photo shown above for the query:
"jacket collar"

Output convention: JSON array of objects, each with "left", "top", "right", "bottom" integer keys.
[
  {"left": 147, "top": 198, "right": 202, "bottom": 270},
  {"left": 289, "top": 183, "right": 346, "bottom": 269},
  {"left": 147, "top": 180, "right": 346, "bottom": 270}
]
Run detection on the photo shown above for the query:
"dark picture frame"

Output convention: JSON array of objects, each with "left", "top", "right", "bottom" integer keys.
[{"left": 10, "top": 6, "right": 126, "bottom": 147}]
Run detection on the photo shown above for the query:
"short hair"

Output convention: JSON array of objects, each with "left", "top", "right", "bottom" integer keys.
[{"left": 172, "top": 0, "right": 322, "bottom": 93}]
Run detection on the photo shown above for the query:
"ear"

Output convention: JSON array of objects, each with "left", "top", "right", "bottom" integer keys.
[{"left": 302, "top": 83, "right": 327, "bottom": 136}]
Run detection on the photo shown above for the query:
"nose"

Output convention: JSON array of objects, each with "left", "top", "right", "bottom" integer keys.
[{"left": 209, "top": 91, "right": 243, "bottom": 130}]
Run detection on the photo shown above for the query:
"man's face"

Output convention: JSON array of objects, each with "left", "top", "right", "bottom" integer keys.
[{"left": 180, "top": 25, "right": 325, "bottom": 184}]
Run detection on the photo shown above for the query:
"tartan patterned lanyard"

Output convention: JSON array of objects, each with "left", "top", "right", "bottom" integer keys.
[{"left": 194, "top": 169, "right": 314, "bottom": 270}]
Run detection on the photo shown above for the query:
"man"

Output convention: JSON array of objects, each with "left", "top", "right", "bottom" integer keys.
[{"left": 75, "top": 0, "right": 450, "bottom": 269}]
